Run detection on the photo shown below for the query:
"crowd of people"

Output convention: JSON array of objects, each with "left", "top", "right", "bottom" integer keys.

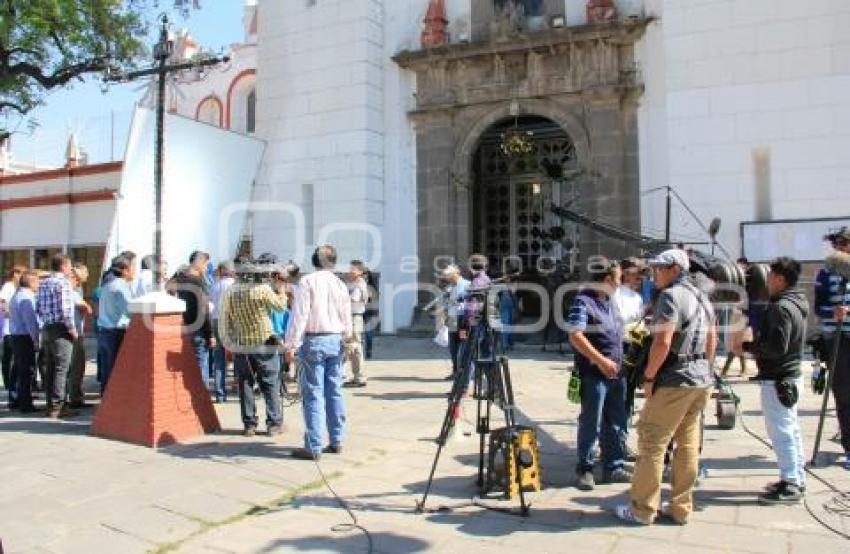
[
  {"left": 437, "top": 229, "right": 850, "bottom": 525},
  {"left": 0, "top": 246, "right": 377, "bottom": 461}
]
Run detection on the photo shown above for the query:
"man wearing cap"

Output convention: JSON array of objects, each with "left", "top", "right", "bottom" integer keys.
[
  {"left": 815, "top": 227, "right": 850, "bottom": 470},
  {"left": 616, "top": 249, "right": 717, "bottom": 525}
]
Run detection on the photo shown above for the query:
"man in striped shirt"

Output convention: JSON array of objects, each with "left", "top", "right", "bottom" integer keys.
[
  {"left": 36, "top": 254, "right": 78, "bottom": 418},
  {"left": 815, "top": 227, "right": 850, "bottom": 469}
]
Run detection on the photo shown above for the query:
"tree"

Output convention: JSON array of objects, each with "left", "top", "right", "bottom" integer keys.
[{"left": 0, "top": 0, "right": 200, "bottom": 136}]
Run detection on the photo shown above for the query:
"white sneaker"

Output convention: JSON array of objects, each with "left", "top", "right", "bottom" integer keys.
[{"left": 614, "top": 504, "right": 650, "bottom": 525}]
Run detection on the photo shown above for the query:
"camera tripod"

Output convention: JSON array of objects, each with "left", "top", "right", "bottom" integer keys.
[{"left": 415, "top": 316, "right": 532, "bottom": 516}]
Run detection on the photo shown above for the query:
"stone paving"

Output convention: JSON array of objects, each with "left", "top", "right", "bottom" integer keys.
[{"left": 0, "top": 337, "right": 848, "bottom": 553}]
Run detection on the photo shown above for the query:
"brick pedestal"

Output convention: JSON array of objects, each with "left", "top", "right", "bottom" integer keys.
[{"left": 91, "top": 293, "right": 220, "bottom": 447}]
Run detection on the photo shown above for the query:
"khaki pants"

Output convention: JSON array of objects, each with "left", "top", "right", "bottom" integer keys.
[
  {"left": 346, "top": 314, "right": 366, "bottom": 383},
  {"left": 630, "top": 386, "right": 711, "bottom": 523}
]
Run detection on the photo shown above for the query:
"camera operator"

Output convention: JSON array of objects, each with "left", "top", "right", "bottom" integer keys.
[
  {"left": 745, "top": 257, "right": 808, "bottom": 503},
  {"left": 616, "top": 249, "right": 717, "bottom": 526},
  {"left": 816, "top": 226, "right": 850, "bottom": 470},
  {"left": 567, "top": 258, "right": 631, "bottom": 491}
]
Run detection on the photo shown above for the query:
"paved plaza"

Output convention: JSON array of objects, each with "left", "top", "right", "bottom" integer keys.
[{"left": 0, "top": 337, "right": 848, "bottom": 553}]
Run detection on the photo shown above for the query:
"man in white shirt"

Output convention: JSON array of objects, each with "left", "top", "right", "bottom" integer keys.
[
  {"left": 613, "top": 258, "right": 646, "bottom": 327},
  {"left": 344, "top": 260, "right": 369, "bottom": 388},
  {"left": 133, "top": 255, "right": 167, "bottom": 297},
  {"left": 209, "top": 261, "right": 236, "bottom": 402},
  {"left": 284, "top": 245, "right": 353, "bottom": 460}
]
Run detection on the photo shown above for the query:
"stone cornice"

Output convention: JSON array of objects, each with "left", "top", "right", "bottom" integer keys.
[{"left": 393, "top": 17, "right": 654, "bottom": 69}]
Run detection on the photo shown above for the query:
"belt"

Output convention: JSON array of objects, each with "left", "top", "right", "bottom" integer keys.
[{"left": 305, "top": 332, "right": 341, "bottom": 336}]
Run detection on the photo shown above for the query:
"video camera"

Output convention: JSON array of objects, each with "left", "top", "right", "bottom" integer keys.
[{"left": 235, "top": 252, "right": 300, "bottom": 285}]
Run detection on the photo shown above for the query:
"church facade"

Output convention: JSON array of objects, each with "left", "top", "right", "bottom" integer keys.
[{"left": 244, "top": 0, "right": 850, "bottom": 331}]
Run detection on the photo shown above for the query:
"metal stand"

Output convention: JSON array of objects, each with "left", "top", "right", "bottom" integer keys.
[
  {"left": 811, "top": 330, "right": 843, "bottom": 467},
  {"left": 416, "top": 319, "right": 530, "bottom": 516}
]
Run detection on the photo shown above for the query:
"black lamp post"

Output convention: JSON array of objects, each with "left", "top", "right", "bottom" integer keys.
[{"left": 108, "top": 14, "right": 229, "bottom": 289}]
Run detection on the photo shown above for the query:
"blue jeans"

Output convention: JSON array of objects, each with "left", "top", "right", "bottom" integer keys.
[
  {"left": 97, "top": 327, "right": 125, "bottom": 392},
  {"left": 212, "top": 323, "right": 227, "bottom": 401},
  {"left": 235, "top": 352, "right": 282, "bottom": 429},
  {"left": 761, "top": 379, "right": 805, "bottom": 487},
  {"left": 576, "top": 370, "right": 627, "bottom": 473},
  {"left": 190, "top": 332, "right": 210, "bottom": 390},
  {"left": 299, "top": 334, "right": 346, "bottom": 454},
  {"left": 500, "top": 304, "right": 514, "bottom": 350}
]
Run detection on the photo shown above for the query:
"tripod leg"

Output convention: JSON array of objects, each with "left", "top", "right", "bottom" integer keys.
[
  {"left": 418, "top": 364, "right": 471, "bottom": 512},
  {"left": 811, "top": 332, "right": 842, "bottom": 466},
  {"left": 476, "top": 362, "right": 486, "bottom": 488},
  {"left": 496, "top": 356, "right": 530, "bottom": 515}
]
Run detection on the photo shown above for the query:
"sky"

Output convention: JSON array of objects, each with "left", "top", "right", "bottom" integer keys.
[{"left": 9, "top": 1, "right": 246, "bottom": 168}]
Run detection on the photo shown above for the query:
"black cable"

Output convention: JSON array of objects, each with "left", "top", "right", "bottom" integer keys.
[
  {"left": 728, "top": 381, "right": 850, "bottom": 540},
  {"left": 312, "top": 458, "right": 374, "bottom": 554}
]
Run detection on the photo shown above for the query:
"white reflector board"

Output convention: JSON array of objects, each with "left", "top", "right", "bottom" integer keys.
[{"left": 109, "top": 106, "right": 265, "bottom": 272}]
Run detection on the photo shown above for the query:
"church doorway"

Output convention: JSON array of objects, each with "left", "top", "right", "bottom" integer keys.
[{"left": 472, "top": 115, "right": 580, "bottom": 340}]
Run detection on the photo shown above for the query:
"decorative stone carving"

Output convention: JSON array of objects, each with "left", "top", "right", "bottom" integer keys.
[
  {"left": 586, "top": 0, "right": 617, "bottom": 24},
  {"left": 421, "top": 0, "right": 449, "bottom": 48}
]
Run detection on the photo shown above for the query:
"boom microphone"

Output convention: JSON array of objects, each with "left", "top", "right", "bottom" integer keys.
[{"left": 825, "top": 250, "right": 850, "bottom": 280}]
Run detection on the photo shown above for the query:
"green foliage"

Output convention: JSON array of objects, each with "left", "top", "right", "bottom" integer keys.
[{"left": 0, "top": 0, "right": 199, "bottom": 135}]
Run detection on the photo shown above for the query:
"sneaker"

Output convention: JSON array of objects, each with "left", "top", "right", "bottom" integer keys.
[
  {"left": 614, "top": 504, "right": 650, "bottom": 525},
  {"left": 575, "top": 471, "right": 595, "bottom": 491},
  {"left": 267, "top": 425, "right": 284, "bottom": 436},
  {"left": 242, "top": 427, "right": 257, "bottom": 437},
  {"left": 323, "top": 444, "right": 343, "bottom": 454},
  {"left": 764, "top": 481, "right": 806, "bottom": 494},
  {"left": 602, "top": 468, "right": 633, "bottom": 484},
  {"left": 842, "top": 456, "right": 850, "bottom": 471},
  {"left": 656, "top": 502, "right": 687, "bottom": 525},
  {"left": 343, "top": 380, "right": 366, "bottom": 388},
  {"left": 758, "top": 481, "right": 802, "bottom": 505},
  {"left": 291, "top": 448, "right": 321, "bottom": 461}
]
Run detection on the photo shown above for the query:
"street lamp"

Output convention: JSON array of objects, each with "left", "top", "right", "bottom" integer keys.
[{"left": 107, "top": 14, "right": 229, "bottom": 290}]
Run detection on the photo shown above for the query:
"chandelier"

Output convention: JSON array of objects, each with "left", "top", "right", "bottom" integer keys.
[{"left": 500, "top": 117, "right": 533, "bottom": 157}]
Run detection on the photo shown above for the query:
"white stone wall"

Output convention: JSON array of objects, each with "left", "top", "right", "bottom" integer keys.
[
  {"left": 256, "top": 0, "right": 418, "bottom": 331},
  {"left": 638, "top": 0, "right": 850, "bottom": 257}
]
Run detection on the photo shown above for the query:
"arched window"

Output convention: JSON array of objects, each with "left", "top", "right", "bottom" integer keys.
[
  {"left": 196, "top": 96, "right": 223, "bottom": 127},
  {"left": 246, "top": 88, "right": 256, "bottom": 134}
]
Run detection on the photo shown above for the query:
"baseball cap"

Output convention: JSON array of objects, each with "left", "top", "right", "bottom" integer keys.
[{"left": 648, "top": 249, "right": 690, "bottom": 272}]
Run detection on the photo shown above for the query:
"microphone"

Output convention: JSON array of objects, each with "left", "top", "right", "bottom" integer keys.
[{"left": 825, "top": 250, "right": 850, "bottom": 280}]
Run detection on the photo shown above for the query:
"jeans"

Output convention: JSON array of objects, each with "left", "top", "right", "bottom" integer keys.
[
  {"left": 364, "top": 313, "right": 375, "bottom": 357},
  {"left": 11, "top": 335, "right": 35, "bottom": 408},
  {"left": 97, "top": 327, "right": 126, "bottom": 392},
  {"left": 190, "top": 332, "right": 210, "bottom": 390},
  {"left": 576, "top": 371, "right": 627, "bottom": 473},
  {"left": 760, "top": 379, "right": 805, "bottom": 487},
  {"left": 500, "top": 303, "right": 514, "bottom": 350},
  {"left": 630, "top": 387, "right": 711, "bottom": 523},
  {"left": 448, "top": 330, "right": 461, "bottom": 373},
  {"left": 299, "top": 334, "right": 346, "bottom": 454},
  {"left": 43, "top": 324, "right": 74, "bottom": 408},
  {"left": 211, "top": 322, "right": 227, "bottom": 401},
  {"left": 1, "top": 334, "right": 15, "bottom": 401},
  {"left": 235, "top": 352, "right": 282, "bottom": 429}
]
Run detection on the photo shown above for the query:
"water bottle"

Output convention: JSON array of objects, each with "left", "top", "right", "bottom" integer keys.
[{"left": 568, "top": 371, "right": 581, "bottom": 404}]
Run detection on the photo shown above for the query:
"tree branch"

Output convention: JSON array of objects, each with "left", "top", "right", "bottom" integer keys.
[{"left": 5, "top": 57, "right": 108, "bottom": 88}]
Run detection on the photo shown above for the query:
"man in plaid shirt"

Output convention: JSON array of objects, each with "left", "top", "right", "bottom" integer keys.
[
  {"left": 36, "top": 254, "right": 78, "bottom": 418},
  {"left": 220, "top": 271, "right": 288, "bottom": 437}
]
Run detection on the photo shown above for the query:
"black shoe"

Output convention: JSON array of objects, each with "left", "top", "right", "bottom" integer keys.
[
  {"left": 444, "top": 372, "right": 456, "bottom": 381},
  {"left": 242, "top": 426, "right": 257, "bottom": 437},
  {"left": 758, "top": 481, "right": 802, "bottom": 505},
  {"left": 322, "top": 444, "right": 343, "bottom": 454},
  {"left": 764, "top": 480, "right": 806, "bottom": 494},
  {"left": 602, "top": 468, "right": 633, "bottom": 484},
  {"left": 291, "top": 448, "right": 320, "bottom": 460},
  {"left": 343, "top": 380, "right": 366, "bottom": 388},
  {"left": 8, "top": 401, "right": 18, "bottom": 410},
  {"left": 18, "top": 404, "right": 37, "bottom": 414},
  {"left": 575, "top": 471, "right": 595, "bottom": 491}
]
